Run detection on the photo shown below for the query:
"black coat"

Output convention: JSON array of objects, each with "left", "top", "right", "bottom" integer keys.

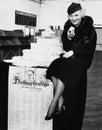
[
  {"left": 52, "top": 16, "right": 97, "bottom": 130},
  {"left": 62, "top": 15, "right": 97, "bottom": 64},
  {"left": 46, "top": 16, "right": 97, "bottom": 90}
]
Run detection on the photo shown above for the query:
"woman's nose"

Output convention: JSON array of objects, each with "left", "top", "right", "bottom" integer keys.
[{"left": 72, "top": 16, "right": 76, "bottom": 20}]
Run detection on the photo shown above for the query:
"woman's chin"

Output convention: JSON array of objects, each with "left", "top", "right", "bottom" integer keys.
[{"left": 72, "top": 22, "right": 78, "bottom": 25}]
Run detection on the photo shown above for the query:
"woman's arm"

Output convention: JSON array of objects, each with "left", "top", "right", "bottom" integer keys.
[
  {"left": 61, "top": 26, "right": 75, "bottom": 58},
  {"left": 61, "top": 30, "right": 72, "bottom": 52},
  {"left": 60, "top": 30, "right": 72, "bottom": 58}
]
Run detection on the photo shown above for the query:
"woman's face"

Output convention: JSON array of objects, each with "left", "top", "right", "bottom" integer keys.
[{"left": 68, "top": 10, "right": 82, "bottom": 26}]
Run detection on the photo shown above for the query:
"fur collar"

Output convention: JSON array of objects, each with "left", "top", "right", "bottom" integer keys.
[
  {"left": 64, "top": 16, "right": 93, "bottom": 32},
  {"left": 77, "top": 16, "right": 93, "bottom": 31}
]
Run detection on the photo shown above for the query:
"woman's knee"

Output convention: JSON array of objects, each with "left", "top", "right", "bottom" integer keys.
[
  {"left": 51, "top": 76, "right": 57, "bottom": 88},
  {"left": 56, "top": 79, "right": 65, "bottom": 92}
]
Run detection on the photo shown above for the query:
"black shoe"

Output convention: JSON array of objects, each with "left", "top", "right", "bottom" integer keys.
[
  {"left": 45, "top": 110, "right": 57, "bottom": 120},
  {"left": 45, "top": 115, "right": 53, "bottom": 120},
  {"left": 45, "top": 103, "right": 57, "bottom": 120},
  {"left": 55, "top": 106, "right": 65, "bottom": 115},
  {"left": 45, "top": 106, "right": 65, "bottom": 120},
  {"left": 55, "top": 108, "right": 62, "bottom": 115}
]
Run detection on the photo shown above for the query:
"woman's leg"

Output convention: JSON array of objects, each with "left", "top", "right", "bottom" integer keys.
[
  {"left": 45, "top": 78, "right": 65, "bottom": 120},
  {"left": 51, "top": 76, "right": 57, "bottom": 93},
  {"left": 58, "top": 96, "right": 64, "bottom": 109},
  {"left": 52, "top": 76, "right": 64, "bottom": 109}
]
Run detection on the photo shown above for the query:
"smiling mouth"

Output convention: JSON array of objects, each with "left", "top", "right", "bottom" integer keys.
[{"left": 72, "top": 20, "right": 78, "bottom": 23}]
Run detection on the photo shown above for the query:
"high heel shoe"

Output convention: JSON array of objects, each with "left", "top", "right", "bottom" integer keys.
[
  {"left": 55, "top": 108, "right": 62, "bottom": 115},
  {"left": 45, "top": 110, "right": 57, "bottom": 120},
  {"left": 45, "top": 114, "right": 54, "bottom": 120},
  {"left": 55, "top": 105, "right": 65, "bottom": 115},
  {"left": 45, "top": 106, "right": 65, "bottom": 120},
  {"left": 45, "top": 103, "right": 56, "bottom": 120}
]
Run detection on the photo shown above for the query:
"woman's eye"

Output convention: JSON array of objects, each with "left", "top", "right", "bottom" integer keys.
[{"left": 75, "top": 14, "right": 79, "bottom": 17}]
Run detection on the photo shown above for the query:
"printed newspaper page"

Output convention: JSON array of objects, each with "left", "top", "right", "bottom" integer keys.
[{"left": 8, "top": 66, "right": 53, "bottom": 130}]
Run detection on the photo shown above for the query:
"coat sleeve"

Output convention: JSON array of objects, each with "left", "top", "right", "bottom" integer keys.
[
  {"left": 61, "top": 30, "right": 72, "bottom": 52},
  {"left": 73, "top": 26, "right": 97, "bottom": 58},
  {"left": 61, "top": 20, "right": 73, "bottom": 52}
]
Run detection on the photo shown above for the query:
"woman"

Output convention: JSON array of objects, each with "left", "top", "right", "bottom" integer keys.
[{"left": 45, "top": 2, "right": 97, "bottom": 122}]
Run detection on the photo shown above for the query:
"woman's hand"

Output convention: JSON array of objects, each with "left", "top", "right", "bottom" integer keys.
[
  {"left": 63, "top": 50, "right": 74, "bottom": 58},
  {"left": 67, "top": 26, "right": 75, "bottom": 40}
]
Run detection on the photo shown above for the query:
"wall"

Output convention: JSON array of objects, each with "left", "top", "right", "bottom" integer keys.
[
  {"left": 39, "top": 0, "right": 102, "bottom": 29},
  {"left": 0, "top": 0, "right": 102, "bottom": 31},
  {"left": 0, "top": 0, "right": 41, "bottom": 32},
  {"left": 40, "top": 1, "right": 69, "bottom": 29},
  {"left": 84, "top": 1, "right": 102, "bottom": 25}
]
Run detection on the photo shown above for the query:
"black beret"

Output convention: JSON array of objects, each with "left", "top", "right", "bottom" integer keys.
[{"left": 67, "top": 2, "right": 82, "bottom": 15}]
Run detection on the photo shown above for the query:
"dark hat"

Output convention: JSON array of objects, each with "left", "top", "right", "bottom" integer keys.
[{"left": 67, "top": 2, "right": 82, "bottom": 15}]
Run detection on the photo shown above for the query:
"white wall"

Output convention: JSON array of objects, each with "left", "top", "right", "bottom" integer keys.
[
  {"left": 84, "top": 1, "right": 102, "bottom": 25},
  {"left": 0, "top": 0, "right": 41, "bottom": 31},
  {"left": 40, "top": 1, "right": 69, "bottom": 29},
  {"left": 39, "top": 1, "right": 102, "bottom": 29},
  {"left": 0, "top": 0, "right": 102, "bottom": 31}
]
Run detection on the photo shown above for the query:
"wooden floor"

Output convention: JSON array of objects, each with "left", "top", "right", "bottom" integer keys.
[{"left": 82, "top": 51, "right": 102, "bottom": 130}]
